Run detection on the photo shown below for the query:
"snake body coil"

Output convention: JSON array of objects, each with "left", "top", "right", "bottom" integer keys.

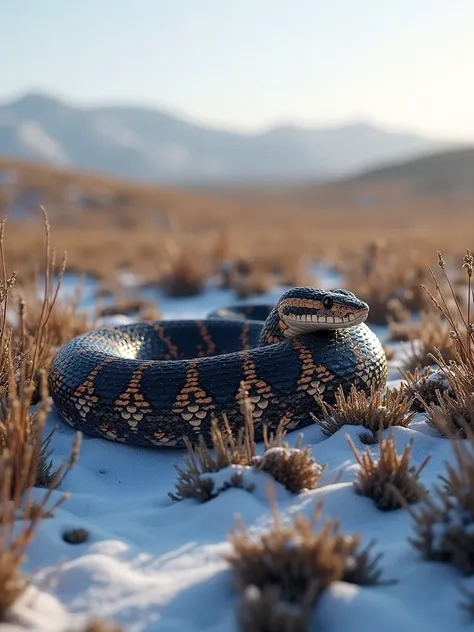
[{"left": 49, "top": 287, "right": 388, "bottom": 448}]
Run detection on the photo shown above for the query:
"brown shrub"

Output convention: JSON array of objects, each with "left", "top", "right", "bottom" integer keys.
[
  {"left": 407, "top": 421, "right": 474, "bottom": 575},
  {"left": 400, "top": 310, "right": 457, "bottom": 372},
  {"left": 314, "top": 385, "right": 416, "bottom": 442},
  {"left": 225, "top": 485, "right": 384, "bottom": 625},
  {"left": 347, "top": 432, "right": 430, "bottom": 511},
  {"left": 0, "top": 210, "right": 82, "bottom": 618},
  {"left": 97, "top": 297, "right": 161, "bottom": 320},
  {"left": 342, "top": 243, "right": 430, "bottom": 325},
  {"left": 414, "top": 250, "right": 474, "bottom": 437},
  {"left": 170, "top": 384, "right": 325, "bottom": 501},
  {"left": 422, "top": 362, "right": 474, "bottom": 438},
  {"left": 160, "top": 252, "right": 206, "bottom": 297},
  {"left": 399, "top": 366, "right": 454, "bottom": 413},
  {"left": 236, "top": 584, "right": 312, "bottom": 632},
  {"left": 252, "top": 445, "right": 325, "bottom": 495}
]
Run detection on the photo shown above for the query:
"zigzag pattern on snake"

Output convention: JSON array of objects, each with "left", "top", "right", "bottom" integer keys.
[{"left": 49, "top": 287, "right": 388, "bottom": 448}]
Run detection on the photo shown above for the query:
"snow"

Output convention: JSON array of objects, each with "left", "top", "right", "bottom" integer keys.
[
  {"left": 17, "top": 121, "right": 70, "bottom": 164},
  {"left": 8, "top": 265, "right": 474, "bottom": 631}
]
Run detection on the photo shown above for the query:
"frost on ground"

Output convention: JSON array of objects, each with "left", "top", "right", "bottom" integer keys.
[{"left": 8, "top": 278, "right": 474, "bottom": 632}]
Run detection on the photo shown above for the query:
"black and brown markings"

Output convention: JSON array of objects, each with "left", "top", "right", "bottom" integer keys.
[
  {"left": 171, "top": 360, "right": 216, "bottom": 430},
  {"left": 263, "top": 330, "right": 281, "bottom": 345},
  {"left": 71, "top": 357, "right": 116, "bottom": 422},
  {"left": 49, "top": 367, "right": 64, "bottom": 393},
  {"left": 278, "top": 408, "right": 296, "bottom": 431},
  {"left": 293, "top": 339, "right": 335, "bottom": 400},
  {"left": 239, "top": 352, "right": 274, "bottom": 422},
  {"left": 350, "top": 342, "right": 371, "bottom": 384},
  {"left": 195, "top": 321, "right": 216, "bottom": 357},
  {"left": 153, "top": 323, "right": 180, "bottom": 360},
  {"left": 240, "top": 321, "right": 252, "bottom": 350},
  {"left": 112, "top": 360, "right": 154, "bottom": 432}
]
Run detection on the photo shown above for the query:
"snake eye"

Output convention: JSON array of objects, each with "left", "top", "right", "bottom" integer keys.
[{"left": 322, "top": 296, "right": 333, "bottom": 310}]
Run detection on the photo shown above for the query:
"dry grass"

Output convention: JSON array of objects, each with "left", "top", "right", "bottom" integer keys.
[
  {"left": 314, "top": 385, "right": 416, "bottom": 443},
  {"left": 420, "top": 250, "right": 474, "bottom": 365},
  {"left": 410, "top": 250, "right": 474, "bottom": 437},
  {"left": 422, "top": 363, "right": 474, "bottom": 438},
  {"left": 406, "top": 421, "right": 474, "bottom": 574},
  {"left": 232, "top": 270, "right": 274, "bottom": 300},
  {"left": 400, "top": 366, "right": 454, "bottom": 412},
  {"left": 0, "top": 363, "right": 82, "bottom": 617},
  {"left": 97, "top": 297, "right": 161, "bottom": 320},
  {"left": 3, "top": 157, "right": 474, "bottom": 293},
  {"left": 347, "top": 432, "right": 430, "bottom": 511},
  {"left": 0, "top": 210, "right": 83, "bottom": 619},
  {"left": 8, "top": 210, "right": 89, "bottom": 389},
  {"left": 392, "top": 252, "right": 474, "bottom": 576},
  {"left": 12, "top": 287, "right": 93, "bottom": 387},
  {"left": 236, "top": 584, "right": 311, "bottom": 632},
  {"left": 0, "top": 431, "right": 80, "bottom": 618},
  {"left": 225, "top": 484, "right": 384, "bottom": 630},
  {"left": 170, "top": 384, "right": 325, "bottom": 501},
  {"left": 399, "top": 310, "right": 457, "bottom": 372},
  {"left": 342, "top": 242, "right": 431, "bottom": 324},
  {"left": 252, "top": 444, "right": 325, "bottom": 495},
  {"left": 160, "top": 252, "right": 207, "bottom": 298}
]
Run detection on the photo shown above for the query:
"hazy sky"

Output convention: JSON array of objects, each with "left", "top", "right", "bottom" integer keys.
[{"left": 2, "top": 0, "right": 474, "bottom": 139}]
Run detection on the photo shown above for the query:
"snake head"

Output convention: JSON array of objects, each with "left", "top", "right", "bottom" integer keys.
[{"left": 275, "top": 287, "right": 369, "bottom": 338}]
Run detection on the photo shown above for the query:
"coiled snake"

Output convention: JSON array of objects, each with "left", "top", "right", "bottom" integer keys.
[{"left": 49, "top": 287, "right": 388, "bottom": 448}]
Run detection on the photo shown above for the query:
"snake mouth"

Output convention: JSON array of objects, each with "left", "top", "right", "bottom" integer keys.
[
  {"left": 282, "top": 309, "right": 368, "bottom": 335},
  {"left": 283, "top": 310, "right": 369, "bottom": 329},
  {"left": 277, "top": 293, "right": 369, "bottom": 338}
]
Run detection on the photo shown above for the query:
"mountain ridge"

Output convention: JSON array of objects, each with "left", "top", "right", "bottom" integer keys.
[{"left": 0, "top": 91, "right": 460, "bottom": 185}]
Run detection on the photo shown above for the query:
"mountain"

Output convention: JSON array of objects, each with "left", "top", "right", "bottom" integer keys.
[
  {"left": 0, "top": 92, "right": 458, "bottom": 185},
  {"left": 341, "top": 146, "right": 474, "bottom": 197}
]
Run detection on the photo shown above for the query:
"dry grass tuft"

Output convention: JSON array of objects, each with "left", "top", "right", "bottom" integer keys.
[
  {"left": 0, "top": 375, "right": 82, "bottom": 616},
  {"left": 400, "top": 310, "right": 457, "bottom": 372},
  {"left": 314, "top": 385, "right": 416, "bottom": 441},
  {"left": 347, "top": 431, "right": 430, "bottom": 511},
  {"left": 406, "top": 421, "right": 474, "bottom": 574},
  {"left": 343, "top": 243, "right": 429, "bottom": 325},
  {"left": 414, "top": 250, "right": 474, "bottom": 437},
  {"left": 9, "top": 209, "right": 90, "bottom": 393},
  {"left": 225, "top": 484, "right": 384, "bottom": 628},
  {"left": 252, "top": 444, "right": 325, "bottom": 495},
  {"left": 232, "top": 270, "right": 273, "bottom": 300},
  {"left": 236, "top": 584, "right": 312, "bottom": 632},
  {"left": 0, "top": 209, "right": 82, "bottom": 618},
  {"left": 170, "top": 384, "right": 325, "bottom": 501},
  {"left": 423, "top": 363, "right": 474, "bottom": 438},
  {"left": 161, "top": 252, "right": 206, "bottom": 297},
  {"left": 0, "top": 400, "right": 81, "bottom": 618},
  {"left": 420, "top": 249, "right": 474, "bottom": 366},
  {"left": 15, "top": 279, "right": 92, "bottom": 351},
  {"left": 158, "top": 229, "right": 207, "bottom": 298},
  {"left": 399, "top": 366, "right": 454, "bottom": 413},
  {"left": 97, "top": 296, "right": 161, "bottom": 321}
]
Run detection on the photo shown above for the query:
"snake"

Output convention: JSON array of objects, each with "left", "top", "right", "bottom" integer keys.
[{"left": 49, "top": 287, "right": 388, "bottom": 448}]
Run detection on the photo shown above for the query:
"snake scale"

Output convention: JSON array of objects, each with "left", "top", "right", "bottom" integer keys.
[{"left": 49, "top": 287, "right": 388, "bottom": 448}]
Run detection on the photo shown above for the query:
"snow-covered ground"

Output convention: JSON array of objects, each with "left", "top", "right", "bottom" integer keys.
[{"left": 7, "top": 265, "right": 473, "bottom": 632}]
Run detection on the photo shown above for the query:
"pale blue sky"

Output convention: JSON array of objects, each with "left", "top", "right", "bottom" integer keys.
[{"left": 2, "top": 0, "right": 474, "bottom": 139}]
